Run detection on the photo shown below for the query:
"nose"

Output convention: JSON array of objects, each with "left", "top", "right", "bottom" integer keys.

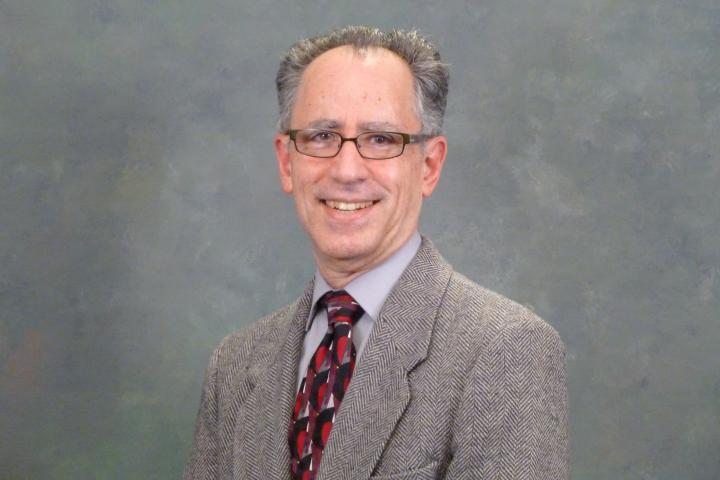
[{"left": 329, "top": 138, "right": 368, "bottom": 184}]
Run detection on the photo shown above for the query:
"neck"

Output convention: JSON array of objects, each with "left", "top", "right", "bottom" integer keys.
[
  {"left": 314, "top": 232, "right": 419, "bottom": 289},
  {"left": 315, "top": 258, "right": 379, "bottom": 289}
]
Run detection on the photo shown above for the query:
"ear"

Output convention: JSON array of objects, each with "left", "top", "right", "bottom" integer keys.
[
  {"left": 274, "top": 132, "right": 294, "bottom": 194},
  {"left": 421, "top": 135, "right": 447, "bottom": 197}
]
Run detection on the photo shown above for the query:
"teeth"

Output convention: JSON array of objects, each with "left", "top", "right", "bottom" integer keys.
[{"left": 325, "top": 200, "right": 374, "bottom": 211}]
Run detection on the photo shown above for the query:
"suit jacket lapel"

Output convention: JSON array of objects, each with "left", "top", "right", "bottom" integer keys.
[
  {"left": 237, "top": 283, "right": 313, "bottom": 480},
  {"left": 318, "top": 239, "right": 453, "bottom": 480}
]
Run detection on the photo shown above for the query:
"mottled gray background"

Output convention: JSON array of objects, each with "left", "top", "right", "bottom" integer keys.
[{"left": 1, "top": 0, "right": 718, "bottom": 478}]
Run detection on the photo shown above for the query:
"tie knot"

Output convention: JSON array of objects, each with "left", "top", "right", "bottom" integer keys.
[{"left": 321, "top": 290, "right": 364, "bottom": 326}]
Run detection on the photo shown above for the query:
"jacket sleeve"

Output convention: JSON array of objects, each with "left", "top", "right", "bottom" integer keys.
[
  {"left": 183, "top": 346, "right": 222, "bottom": 480},
  {"left": 446, "top": 319, "right": 570, "bottom": 479}
]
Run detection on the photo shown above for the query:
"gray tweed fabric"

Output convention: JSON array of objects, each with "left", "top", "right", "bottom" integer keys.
[{"left": 184, "top": 237, "right": 569, "bottom": 479}]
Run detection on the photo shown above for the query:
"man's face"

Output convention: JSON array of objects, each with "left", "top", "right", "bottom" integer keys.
[{"left": 275, "top": 46, "right": 446, "bottom": 279}]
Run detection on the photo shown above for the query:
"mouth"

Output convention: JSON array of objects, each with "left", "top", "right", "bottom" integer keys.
[{"left": 322, "top": 199, "right": 377, "bottom": 212}]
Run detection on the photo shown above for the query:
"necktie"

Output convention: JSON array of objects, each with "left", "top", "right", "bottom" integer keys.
[{"left": 289, "top": 290, "right": 364, "bottom": 480}]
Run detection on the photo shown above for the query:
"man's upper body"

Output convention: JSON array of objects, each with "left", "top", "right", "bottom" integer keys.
[
  {"left": 184, "top": 236, "right": 568, "bottom": 480},
  {"left": 184, "top": 26, "right": 569, "bottom": 479}
]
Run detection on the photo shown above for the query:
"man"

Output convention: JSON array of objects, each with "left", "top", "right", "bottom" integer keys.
[{"left": 184, "top": 26, "right": 569, "bottom": 480}]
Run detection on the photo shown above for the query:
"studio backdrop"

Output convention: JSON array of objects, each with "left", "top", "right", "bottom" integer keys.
[{"left": 1, "top": 1, "right": 718, "bottom": 479}]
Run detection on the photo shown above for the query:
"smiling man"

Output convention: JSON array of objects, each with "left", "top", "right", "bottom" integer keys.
[{"left": 184, "top": 26, "right": 569, "bottom": 480}]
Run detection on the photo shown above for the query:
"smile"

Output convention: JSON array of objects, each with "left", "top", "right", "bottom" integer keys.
[{"left": 322, "top": 200, "right": 376, "bottom": 211}]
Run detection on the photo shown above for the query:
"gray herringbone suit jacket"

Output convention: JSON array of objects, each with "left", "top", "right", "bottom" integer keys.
[{"left": 184, "top": 238, "right": 569, "bottom": 480}]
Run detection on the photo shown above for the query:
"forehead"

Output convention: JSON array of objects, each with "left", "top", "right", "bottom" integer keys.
[{"left": 291, "top": 45, "right": 419, "bottom": 130}]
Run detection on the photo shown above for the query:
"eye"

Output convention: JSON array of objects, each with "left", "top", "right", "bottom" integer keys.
[
  {"left": 307, "top": 130, "right": 336, "bottom": 143},
  {"left": 365, "top": 132, "right": 399, "bottom": 145}
]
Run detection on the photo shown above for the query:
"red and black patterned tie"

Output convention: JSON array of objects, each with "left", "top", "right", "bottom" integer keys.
[{"left": 289, "top": 290, "right": 364, "bottom": 480}]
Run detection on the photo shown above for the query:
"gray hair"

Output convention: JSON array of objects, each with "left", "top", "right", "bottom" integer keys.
[{"left": 276, "top": 25, "right": 449, "bottom": 136}]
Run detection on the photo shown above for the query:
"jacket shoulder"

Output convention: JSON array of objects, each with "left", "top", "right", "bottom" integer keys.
[
  {"left": 441, "top": 272, "right": 570, "bottom": 478},
  {"left": 210, "top": 300, "right": 298, "bottom": 377},
  {"left": 445, "top": 271, "right": 564, "bottom": 349}
]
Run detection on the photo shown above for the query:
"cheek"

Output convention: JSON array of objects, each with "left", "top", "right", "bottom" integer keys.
[
  {"left": 396, "top": 163, "right": 424, "bottom": 198},
  {"left": 375, "top": 160, "right": 421, "bottom": 190},
  {"left": 291, "top": 164, "right": 322, "bottom": 205}
]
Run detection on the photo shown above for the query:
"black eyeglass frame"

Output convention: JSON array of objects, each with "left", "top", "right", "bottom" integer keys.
[{"left": 287, "top": 129, "right": 431, "bottom": 160}]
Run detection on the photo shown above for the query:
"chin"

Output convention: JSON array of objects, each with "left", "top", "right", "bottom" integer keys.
[{"left": 315, "top": 234, "right": 378, "bottom": 263}]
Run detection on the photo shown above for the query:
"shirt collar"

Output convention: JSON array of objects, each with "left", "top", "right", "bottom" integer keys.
[{"left": 307, "top": 231, "right": 422, "bottom": 331}]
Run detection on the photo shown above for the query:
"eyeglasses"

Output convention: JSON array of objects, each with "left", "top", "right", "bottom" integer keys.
[{"left": 287, "top": 129, "right": 429, "bottom": 160}]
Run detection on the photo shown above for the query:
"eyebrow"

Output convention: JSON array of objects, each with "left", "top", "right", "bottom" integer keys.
[
  {"left": 306, "top": 119, "right": 342, "bottom": 129},
  {"left": 303, "top": 119, "right": 402, "bottom": 132},
  {"left": 358, "top": 121, "right": 401, "bottom": 131}
]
